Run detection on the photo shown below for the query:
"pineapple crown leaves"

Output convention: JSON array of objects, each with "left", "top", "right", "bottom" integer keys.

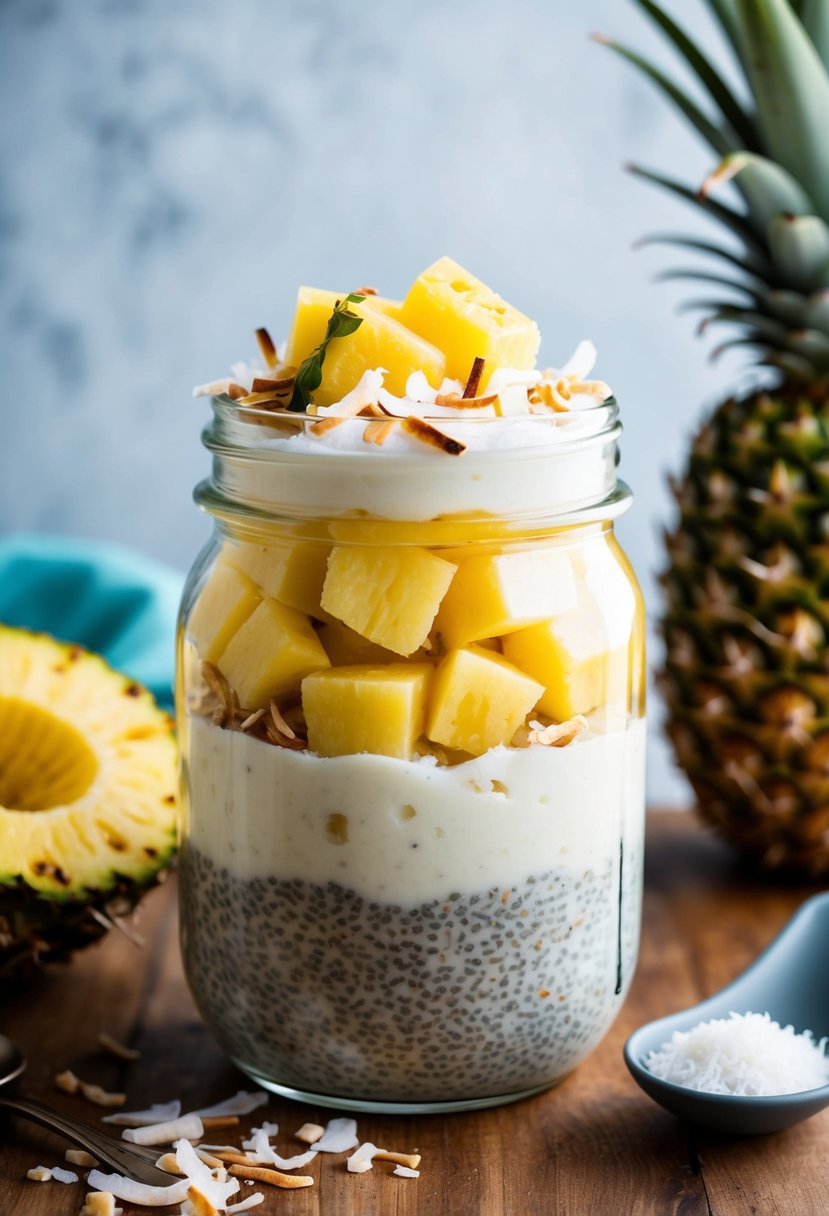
[{"left": 596, "top": 0, "right": 829, "bottom": 382}]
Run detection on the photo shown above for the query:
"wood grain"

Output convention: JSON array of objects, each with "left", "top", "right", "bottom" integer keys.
[{"left": 0, "top": 812, "right": 826, "bottom": 1216}]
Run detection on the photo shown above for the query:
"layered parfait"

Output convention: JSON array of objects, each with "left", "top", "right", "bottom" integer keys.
[{"left": 179, "top": 257, "right": 646, "bottom": 1108}]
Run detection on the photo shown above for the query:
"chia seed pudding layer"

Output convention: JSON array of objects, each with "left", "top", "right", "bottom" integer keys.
[{"left": 180, "top": 842, "right": 642, "bottom": 1103}]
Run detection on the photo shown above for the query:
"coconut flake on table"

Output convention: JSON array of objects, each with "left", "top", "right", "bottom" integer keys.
[
  {"left": 312, "top": 1117, "right": 359, "bottom": 1153},
  {"left": 225, "top": 1194, "right": 265, "bottom": 1212},
  {"left": 174, "top": 1138, "right": 239, "bottom": 1209},
  {"left": 122, "top": 1114, "right": 204, "bottom": 1145},
  {"left": 394, "top": 1165, "right": 421, "bottom": 1178},
  {"left": 346, "top": 1142, "right": 380, "bottom": 1174},
  {"left": 186, "top": 1090, "right": 268, "bottom": 1119},
  {"left": 646, "top": 1011, "right": 829, "bottom": 1096},
  {"left": 86, "top": 1170, "right": 191, "bottom": 1207},
  {"left": 102, "top": 1099, "right": 181, "bottom": 1126},
  {"left": 241, "top": 1126, "right": 317, "bottom": 1170}
]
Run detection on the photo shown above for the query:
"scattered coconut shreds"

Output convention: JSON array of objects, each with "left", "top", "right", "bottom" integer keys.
[
  {"left": 255, "top": 327, "right": 277, "bottom": 369},
  {"left": 250, "top": 375, "right": 296, "bottom": 394},
  {"left": 202, "top": 1115, "right": 241, "bottom": 1131},
  {"left": 188, "top": 1089, "right": 268, "bottom": 1120},
  {"left": 435, "top": 390, "right": 500, "bottom": 411},
  {"left": 240, "top": 1126, "right": 318, "bottom": 1171},
  {"left": 98, "top": 1031, "right": 141, "bottom": 1062},
  {"left": 526, "top": 715, "right": 588, "bottom": 748},
  {"left": 195, "top": 1148, "right": 226, "bottom": 1169},
  {"left": 66, "top": 1148, "right": 98, "bottom": 1167},
  {"left": 363, "top": 418, "right": 396, "bottom": 445},
  {"left": 102, "top": 1099, "right": 181, "bottom": 1126},
  {"left": 27, "top": 1166, "right": 53, "bottom": 1181},
  {"left": 183, "top": 1186, "right": 218, "bottom": 1216},
  {"left": 347, "top": 1142, "right": 380, "bottom": 1174},
  {"left": 401, "top": 415, "right": 467, "bottom": 456},
  {"left": 86, "top": 1169, "right": 190, "bottom": 1207},
  {"left": 228, "top": 1165, "right": 313, "bottom": 1190},
  {"left": 463, "top": 356, "right": 486, "bottom": 399},
  {"left": 81, "top": 1192, "right": 122, "bottom": 1216},
  {"left": 225, "top": 1195, "right": 265, "bottom": 1213},
  {"left": 51, "top": 1166, "right": 79, "bottom": 1183},
  {"left": 394, "top": 1165, "right": 421, "bottom": 1179},
  {"left": 55, "top": 1070, "right": 126, "bottom": 1107},
  {"left": 313, "top": 1116, "right": 359, "bottom": 1153},
  {"left": 294, "top": 1122, "right": 325, "bottom": 1146},
  {"left": 174, "top": 1138, "right": 240, "bottom": 1210},
  {"left": 374, "top": 1150, "right": 422, "bottom": 1170},
  {"left": 123, "top": 1114, "right": 204, "bottom": 1146},
  {"left": 251, "top": 1121, "right": 279, "bottom": 1138},
  {"left": 155, "top": 1152, "right": 183, "bottom": 1175}
]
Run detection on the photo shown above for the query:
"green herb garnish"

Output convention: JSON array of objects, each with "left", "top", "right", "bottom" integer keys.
[{"left": 289, "top": 293, "right": 367, "bottom": 411}]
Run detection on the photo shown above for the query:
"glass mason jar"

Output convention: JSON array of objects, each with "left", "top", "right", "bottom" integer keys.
[{"left": 177, "top": 396, "right": 646, "bottom": 1114}]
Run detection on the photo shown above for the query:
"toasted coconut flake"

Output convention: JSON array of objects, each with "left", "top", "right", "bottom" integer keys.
[
  {"left": 123, "top": 1114, "right": 204, "bottom": 1146},
  {"left": 347, "top": 1142, "right": 380, "bottom": 1174},
  {"left": 210, "top": 1152, "right": 252, "bottom": 1168},
  {"left": 526, "top": 715, "right": 589, "bottom": 748},
  {"left": 226, "top": 383, "right": 248, "bottom": 401},
  {"left": 255, "top": 328, "right": 277, "bottom": 369},
  {"left": 354, "top": 285, "right": 378, "bottom": 295},
  {"left": 314, "top": 1117, "right": 359, "bottom": 1154},
  {"left": 435, "top": 390, "right": 499, "bottom": 410},
  {"left": 228, "top": 1165, "right": 313, "bottom": 1189},
  {"left": 236, "top": 390, "right": 291, "bottom": 408},
  {"left": 374, "top": 1150, "right": 422, "bottom": 1170},
  {"left": 55, "top": 1069, "right": 80, "bottom": 1094},
  {"left": 81, "top": 1193, "right": 121, "bottom": 1216},
  {"left": 27, "top": 1166, "right": 53, "bottom": 1181},
  {"left": 188, "top": 1091, "right": 268, "bottom": 1120},
  {"left": 294, "top": 1122, "right": 325, "bottom": 1145},
  {"left": 226, "top": 1195, "right": 265, "bottom": 1213},
  {"left": 102, "top": 1100, "right": 181, "bottom": 1126},
  {"left": 66, "top": 1148, "right": 97, "bottom": 1167},
  {"left": 174, "top": 1139, "right": 240, "bottom": 1209},
  {"left": 463, "top": 356, "right": 486, "bottom": 399},
  {"left": 155, "top": 1152, "right": 183, "bottom": 1175},
  {"left": 240, "top": 1127, "right": 318, "bottom": 1170},
  {"left": 72, "top": 1078, "right": 126, "bottom": 1108},
  {"left": 356, "top": 402, "right": 387, "bottom": 418},
  {"left": 363, "top": 418, "right": 396, "bottom": 445},
  {"left": 184, "top": 1186, "right": 219, "bottom": 1216},
  {"left": 401, "top": 415, "right": 467, "bottom": 456},
  {"left": 86, "top": 1169, "right": 190, "bottom": 1206},
  {"left": 239, "top": 708, "right": 266, "bottom": 733},
  {"left": 201, "top": 1115, "right": 240, "bottom": 1131},
  {"left": 394, "top": 1165, "right": 421, "bottom": 1178},
  {"left": 269, "top": 701, "right": 296, "bottom": 740},
  {"left": 97, "top": 1031, "right": 141, "bottom": 1062},
  {"left": 250, "top": 375, "right": 296, "bottom": 394}
]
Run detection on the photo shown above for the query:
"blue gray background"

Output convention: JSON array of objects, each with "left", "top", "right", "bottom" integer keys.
[{"left": 0, "top": 0, "right": 755, "bottom": 805}]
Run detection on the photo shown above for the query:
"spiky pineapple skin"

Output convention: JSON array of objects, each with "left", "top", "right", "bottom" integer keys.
[{"left": 662, "top": 383, "right": 829, "bottom": 874}]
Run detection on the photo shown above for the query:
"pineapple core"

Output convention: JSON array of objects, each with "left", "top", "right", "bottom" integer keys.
[
  {"left": 187, "top": 557, "right": 261, "bottom": 664},
  {"left": 434, "top": 549, "right": 578, "bottom": 649},
  {"left": 426, "top": 646, "right": 544, "bottom": 756},
  {"left": 226, "top": 540, "right": 330, "bottom": 618},
  {"left": 401, "top": 256, "right": 541, "bottom": 386},
  {"left": 284, "top": 286, "right": 445, "bottom": 406},
  {"left": 321, "top": 545, "right": 457, "bottom": 656},
  {"left": 218, "top": 598, "right": 330, "bottom": 709},
  {"left": 302, "top": 663, "right": 432, "bottom": 758}
]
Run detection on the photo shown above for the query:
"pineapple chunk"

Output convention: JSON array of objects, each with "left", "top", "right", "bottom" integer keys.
[
  {"left": 321, "top": 546, "right": 456, "bottom": 656},
  {"left": 317, "top": 619, "right": 400, "bottom": 666},
  {"left": 302, "top": 663, "right": 432, "bottom": 758},
  {"left": 226, "top": 540, "right": 330, "bottom": 618},
  {"left": 502, "top": 608, "right": 629, "bottom": 721},
  {"left": 284, "top": 286, "right": 445, "bottom": 405},
  {"left": 425, "top": 646, "right": 544, "bottom": 756},
  {"left": 434, "top": 549, "right": 577, "bottom": 649},
  {"left": 188, "top": 557, "right": 261, "bottom": 663},
  {"left": 401, "top": 256, "right": 540, "bottom": 386},
  {"left": 218, "top": 598, "right": 329, "bottom": 708}
]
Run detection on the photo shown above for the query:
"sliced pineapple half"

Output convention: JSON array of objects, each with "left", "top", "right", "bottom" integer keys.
[{"left": 0, "top": 626, "right": 178, "bottom": 980}]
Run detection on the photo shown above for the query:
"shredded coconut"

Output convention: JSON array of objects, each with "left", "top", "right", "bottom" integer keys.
[
  {"left": 646, "top": 1011, "right": 829, "bottom": 1096},
  {"left": 312, "top": 1117, "right": 359, "bottom": 1153}
]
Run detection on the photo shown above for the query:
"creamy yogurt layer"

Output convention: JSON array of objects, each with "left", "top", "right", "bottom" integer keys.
[{"left": 186, "top": 715, "right": 645, "bottom": 906}]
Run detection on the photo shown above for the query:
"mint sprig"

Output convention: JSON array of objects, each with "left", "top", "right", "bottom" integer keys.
[{"left": 289, "top": 293, "right": 367, "bottom": 411}]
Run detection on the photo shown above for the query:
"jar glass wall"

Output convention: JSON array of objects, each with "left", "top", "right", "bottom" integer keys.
[{"left": 177, "top": 404, "right": 646, "bottom": 1113}]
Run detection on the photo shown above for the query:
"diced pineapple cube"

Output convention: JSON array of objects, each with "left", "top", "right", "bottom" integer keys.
[
  {"left": 284, "top": 286, "right": 445, "bottom": 405},
  {"left": 188, "top": 557, "right": 260, "bottom": 663},
  {"left": 502, "top": 610, "right": 629, "bottom": 721},
  {"left": 226, "top": 540, "right": 330, "bottom": 618},
  {"left": 218, "top": 598, "right": 330, "bottom": 708},
  {"left": 401, "top": 256, "right": 540, "bottom": 386},
  {"left": 425, "top": 646, "right": 544, "bottom": 756},
  {"left": 434, "top": 549, "right": 577, "bottom": 649},
  {"left": 284, "top": 287, "right": 404, "bottom": 365},
  {"left": 302, "top": 663, "right": 432, "bottom": 758},
  {"left": 317, "top": 619, "right": 400, "bottom": 666},
  {"left": 321, "top": 546, "right": 456, "bottom": 656}
]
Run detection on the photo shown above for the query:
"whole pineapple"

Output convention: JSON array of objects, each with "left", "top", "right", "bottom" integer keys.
[{"left": 602, "top": 0, "right": 829, "bottom": 873}]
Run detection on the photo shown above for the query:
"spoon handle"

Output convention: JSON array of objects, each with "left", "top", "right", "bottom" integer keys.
[{"left": 0, "top": 1096, "right": 176, "bottom": 1186}]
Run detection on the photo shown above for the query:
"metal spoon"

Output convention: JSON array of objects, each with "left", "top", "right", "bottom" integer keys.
[
  {"left": 624, "top": 891, "right": 829, "bottom": 1135},
  {"left": 0, "top": 1035, "right": 179, "bottom": 1185}
]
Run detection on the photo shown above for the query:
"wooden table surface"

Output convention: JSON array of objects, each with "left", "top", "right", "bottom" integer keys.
[{"left": 1, "top": 811, "right": 827, "bottom": 1216}]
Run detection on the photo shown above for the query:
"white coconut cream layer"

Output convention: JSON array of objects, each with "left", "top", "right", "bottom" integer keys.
[{"left": 185, "top": 715, "right": 646, "bottom": 907}]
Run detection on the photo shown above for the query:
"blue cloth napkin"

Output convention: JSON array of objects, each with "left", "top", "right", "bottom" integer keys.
[{"left": 0, "top": 534, "right": 184, "bottom": 708}]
